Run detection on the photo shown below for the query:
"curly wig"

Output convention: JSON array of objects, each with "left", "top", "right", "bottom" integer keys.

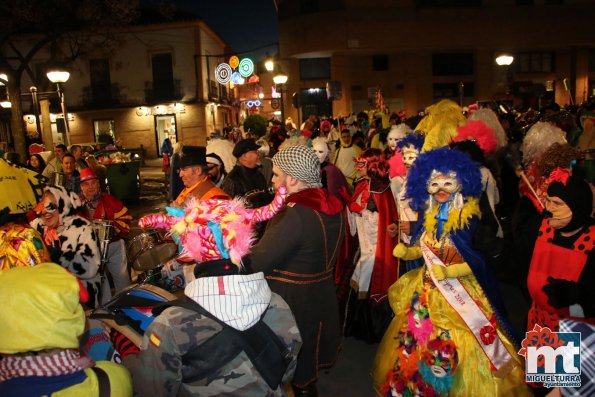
[
  {"left": 357, "top": 148, "right": 389, "bottom": 180},
  {"left": 405, "top": 147, "right": 482, "bottom": 212},
  {"left": 521, "top": 121, "right": 567, "bottom": 166},
  {"left": 469, "top": 107, "right": 508, "bottom": 148},
  {"left": 454, "top": 120, "right": 497, "bottom": 154},
  {"left": 537, "top": 142, "right": 581, "bottom": 178},
  {"left": 397, "top": 132, "right": 425, "bottom": 151}
]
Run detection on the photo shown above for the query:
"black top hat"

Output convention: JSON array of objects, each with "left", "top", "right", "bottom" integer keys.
[
  {"left": 232, "top": 139, "right": 261, "bottom": 158},
  {"left": 180, "top": 146, "right": 207, "bottom": 168}
]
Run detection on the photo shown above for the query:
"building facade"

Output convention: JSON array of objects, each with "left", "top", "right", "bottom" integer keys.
[
  {"left": 10, "top": 19, "right": 243, "bottom": 158},
  {"left": 275, "top": 0, "right": 595, "bottom": 123}
]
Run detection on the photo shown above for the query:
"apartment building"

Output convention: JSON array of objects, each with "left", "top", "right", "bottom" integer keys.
[
  {"left": 8, "top": 18, "right": 243, "bottom": 158},
  {"left": 275, "top": 0, "right": 595, "bottom": 122}
]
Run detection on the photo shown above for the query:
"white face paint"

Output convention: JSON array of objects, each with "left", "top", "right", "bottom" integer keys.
[
  {"left": 388, "top": 129, "right": 404, "bottom": 151},
  {"left": 312, "top": 141, "right": 329, "bottom": 164}
]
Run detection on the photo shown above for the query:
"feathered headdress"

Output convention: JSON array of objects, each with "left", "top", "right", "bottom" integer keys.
[
  {"left": 139, "top": 187, "right": 287, "bottom": 266},
  {"left": 405, "top": 147, "right": 482, "bottom": 212},
  {"left": 454, "top": 120, "right": 497, "bottom": 154},
  {"left": 415, "top": 99, "right": 467, "bottom": 152}
]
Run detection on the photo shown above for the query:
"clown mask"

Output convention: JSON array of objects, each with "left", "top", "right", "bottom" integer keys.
[
  {"left": 545, "top": 195, "right": 572, "bottom": 229},
  {"left": 402, "top": 145, "right": 419, "bottom": 168},
  {"left": 312, "top": 139, "right": 329, "bottom": 164}
]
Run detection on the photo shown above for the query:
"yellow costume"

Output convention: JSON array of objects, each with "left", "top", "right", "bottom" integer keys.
[{"left": 372, "top": 200, "right": 530, "bottom": 396}]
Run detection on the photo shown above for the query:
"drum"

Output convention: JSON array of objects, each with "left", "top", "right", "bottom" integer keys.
[
  {"left": 90, "top": 283, "right": 177, "bottom": 347},
  {"left": 127, "top": 230, "right": 178, "bottom": 271}
]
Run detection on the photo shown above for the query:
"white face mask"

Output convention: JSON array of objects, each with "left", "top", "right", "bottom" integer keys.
[
  {"left": 388, "top": 130, "right": 404, "bottom": 150},
  {"left": 402, "top": 145, "right": 419, "bottom": 168},
  {"left": 312, "top": 142, "right": 329, "bottom": 164}
]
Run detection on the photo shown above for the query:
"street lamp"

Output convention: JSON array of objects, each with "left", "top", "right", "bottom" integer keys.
[
  {"left": 273, "top": 72, "right": 288, "bottom": 123},
  {"left": 495, "top": 53, "right": 514, "bottom": 66},
  {"left": 46, "top": 67, "right": 71, "bottom": 145},
  {"left": 265, "top": 59, "right": 275, "bottom": 72}
]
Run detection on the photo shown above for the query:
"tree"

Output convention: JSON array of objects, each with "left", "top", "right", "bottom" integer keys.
[
  {"left": 243, "top": 114, "right": 268, "bottom": 138},
  {"left": 0, "top": 0, "right": 173, "bottom": 158}
]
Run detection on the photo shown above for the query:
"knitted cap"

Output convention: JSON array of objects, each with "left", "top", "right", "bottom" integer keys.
[
  {"left": 273, "top": 144, "right": 321, "bottom": 184},
  {"left": 547, "top": 168, "right": 593, "bottom": 232}
]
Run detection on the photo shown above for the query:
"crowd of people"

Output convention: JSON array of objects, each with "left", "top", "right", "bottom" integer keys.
[{"left": 0, "top": 96, "right": 594, "bottom": 396}]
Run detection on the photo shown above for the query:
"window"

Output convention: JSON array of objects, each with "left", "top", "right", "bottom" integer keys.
[
  {"left": 152, "top": 53, "right": 174, "bottom": 100},
  {"left": 516, "top": 52, "right": 554, "bottom": 73},
  {"left": 373, "top": 55, "right": 389, "bottom": 71},
  {"left": 432, "top": 53, "right": 474, "bottom": 76},
  {"left": 94, "top": 119, "right": 115, "bottom": 144},
  {"left": 299, "top": 58, "right": 331, "bottom": 80},
  {"left": 89, "top": 58, "right": 112, "bottom": 104},
  {"left": 432, "top": 82, "right": 474, "bottom": 101}
]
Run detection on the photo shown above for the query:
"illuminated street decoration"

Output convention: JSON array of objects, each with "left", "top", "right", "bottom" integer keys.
[
  {"left": 245, "top": 100, "right": 262, "bottom": 108},
  {"left": 229, "top": 56, "right": 240, "bottom": 69},
  {"left": 215, "top": 56, "right": 255, "bottom": 85},
  {"left": 215, "top": 63, "right": 232, "bottom": 84},
  {"left": 231, "top": 71, "right": 243, "bottom": 85},
  {"left": 238, "top": 58, "right": 254, "bottom": 77}
]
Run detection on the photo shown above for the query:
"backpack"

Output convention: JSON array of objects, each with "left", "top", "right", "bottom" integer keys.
[{"left": 153, "top": 298, "right": 292, "bottom": 389}]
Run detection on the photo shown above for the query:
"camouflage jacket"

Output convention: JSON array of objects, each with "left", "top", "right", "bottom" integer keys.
[{"left": 123, "top": 291, "right": 302, "bottom": 396}]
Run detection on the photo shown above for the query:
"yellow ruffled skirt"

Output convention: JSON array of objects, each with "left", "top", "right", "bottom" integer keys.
[{"left": 372, "top": 267, "right": 531, "bottom": 396}]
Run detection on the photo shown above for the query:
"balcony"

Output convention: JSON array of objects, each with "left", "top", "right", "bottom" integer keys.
[
  {"left": 144, "top": 79, "right": 182, "bottom": 103},
  {"left": 82, "top": 83, "right": 121, "bottom": 107}
]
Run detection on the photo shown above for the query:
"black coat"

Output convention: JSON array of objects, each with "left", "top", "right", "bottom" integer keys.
[{"left": 248, "top": 202, "right": 343, "bottom": 387}]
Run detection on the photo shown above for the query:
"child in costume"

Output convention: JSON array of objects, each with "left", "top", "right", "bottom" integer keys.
[{"left": 372, "top": 147, "right": 530, "bottom": 397}]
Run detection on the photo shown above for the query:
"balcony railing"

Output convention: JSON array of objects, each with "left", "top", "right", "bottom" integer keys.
[
  {"left": 82, "top": 83, "right": 121, "bottom": 107},
  {"left": 144, "top": 79, "right": 182, "bottom": 103}
]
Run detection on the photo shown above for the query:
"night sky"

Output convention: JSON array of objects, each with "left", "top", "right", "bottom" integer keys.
[{"left": 173, "top": 0, "right": 279, "bottom": 61}]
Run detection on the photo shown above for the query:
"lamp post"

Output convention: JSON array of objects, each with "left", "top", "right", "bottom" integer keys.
[
  {"left": 46, "top": 68, "right": 71, "bottom": 146},
  {"left": 273, "top": 72, "right": 288, "bottom": 123},
  {"left": 495, "top": 53, "right": 514, "bottom": 96},
  {"left": 0, "top": 68, "right": 71, "bottom": 149}
]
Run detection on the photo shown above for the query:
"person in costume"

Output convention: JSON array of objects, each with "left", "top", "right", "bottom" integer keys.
[
  {"left": 384, "top": 124, "right": 411, "bottom": 161},
  {"left": 387, "top": 132, "right": 425, "bottom": 272},
  {"left": 526, "top": 168, "right": 594, "bottom": 332},
  {"left": 30, "top": 185, "right": 102, "bottom": 309},
  {"left": 247, "top": 144, "right": 344, "bottom": 397},
  {"left": 343, "top": 148, "right": 400, "bottom": 343},
  {"left": 518, "top": 121, "right": 567, "bottom": 213},
  {"left": 312, "top": 137, "right": 350, "bottom": 205},
  {"left": 128, "top": 187, "right": 302, "bottom": 396},
  {"left": 0, "top": 263, "right": 133, "bottom": 396},
  {"left": 333, "top": 128, "right": 362, "bottom": 185},
  {"left": 79, "top": 167, "right": 132, "bottom": 303},
  {"left": 373, "top": 147, "right": 530, "bottom": 397},
  {"left": 171, "top": 145, "right": 228, "bottom": 207}
]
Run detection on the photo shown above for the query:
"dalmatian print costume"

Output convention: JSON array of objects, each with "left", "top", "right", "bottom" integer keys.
[{"left": 31, "top": 185, "right": 102, "bottom": 308}]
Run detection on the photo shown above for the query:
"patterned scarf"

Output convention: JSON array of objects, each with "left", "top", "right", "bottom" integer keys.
[{"left": 0, "top": 349, "right": 94, "bottom": 381}]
